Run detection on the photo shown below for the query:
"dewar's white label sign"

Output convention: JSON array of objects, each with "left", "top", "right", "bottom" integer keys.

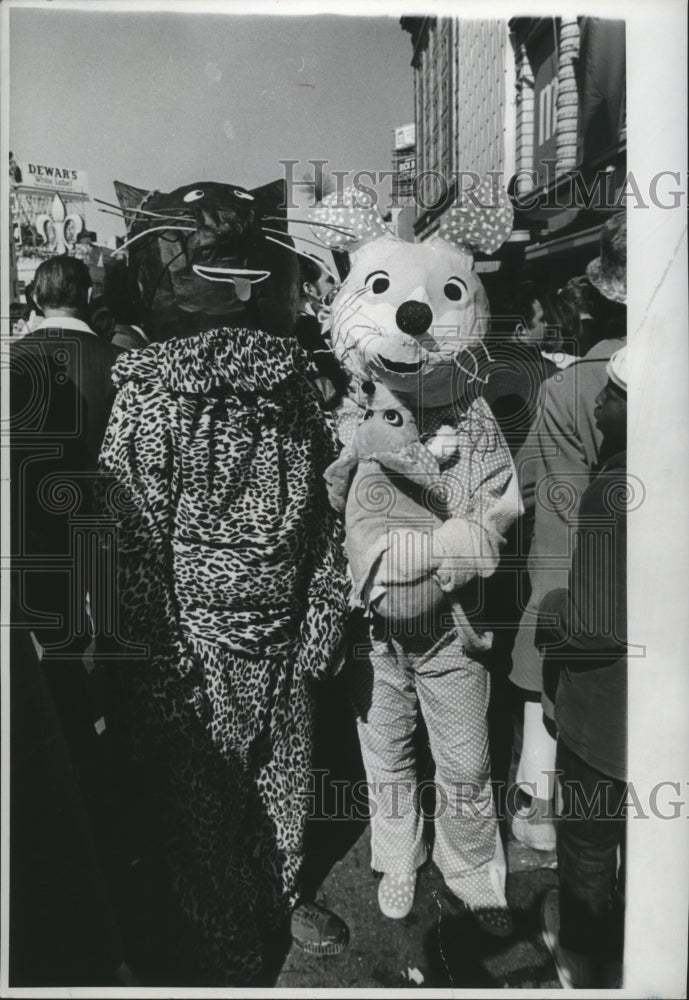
[{"left": 17, "top": 162, "right": 89, "bottom": 194}]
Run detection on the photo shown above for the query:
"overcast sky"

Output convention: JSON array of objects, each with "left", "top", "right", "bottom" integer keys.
[{"left": 10, "top": 6, "right": 414, "bottom": 242}]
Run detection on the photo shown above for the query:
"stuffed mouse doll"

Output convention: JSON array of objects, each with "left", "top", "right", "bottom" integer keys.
[
  {"left": 312, "top": 177, "right": 522, "bottom": 933},
  {"left": 324, "top": 382, "right": 445, "bottom": 622}
]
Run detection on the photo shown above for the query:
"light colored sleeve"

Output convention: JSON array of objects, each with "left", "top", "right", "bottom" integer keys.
[{"left": 432, "top": 397, "right": 523, "bottom": 592}]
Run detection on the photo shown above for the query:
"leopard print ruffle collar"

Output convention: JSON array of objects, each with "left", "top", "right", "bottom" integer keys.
[{"left": 111, "top": 327, "right": 310, "bottom": 397}]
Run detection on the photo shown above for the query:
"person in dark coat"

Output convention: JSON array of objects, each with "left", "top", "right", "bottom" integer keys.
[
  {"left": 537, "top": 346, "right": 628, "bottom": 989},
  {"left": 508, "top": 215, "right": 627, "bottom": 852},
  {"left": 482, "top": 281, "right": 559, "bottom": 458},
  {"left": 11, "top": 256, "right": 123, "bottom": 654},
  {"left": 479, "top": 281, "right": 579, "bottom": 801},
  {"left": 9, "top": 255, "right": 128, "bottom": 984}
]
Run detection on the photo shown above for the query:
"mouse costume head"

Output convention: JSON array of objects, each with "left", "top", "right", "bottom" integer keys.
[
  {"left": 312, "top": 177, "right": 513, "bottom": 405},
  {"left": 108, "top": 178, "right": 298, "bottom": 341}
]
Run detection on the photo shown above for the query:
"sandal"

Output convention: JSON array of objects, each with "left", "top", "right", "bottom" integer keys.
[
  {"left": 290, "top": 901, "right": 349, "bottom": 956},
  {"left": 377, "top": 870, "right": 417, "bottom": 920},
  {"left": 471, "top": 905, "right": 514, "bottom": 938}
]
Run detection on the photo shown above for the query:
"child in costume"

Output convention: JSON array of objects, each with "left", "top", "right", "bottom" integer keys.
[
  {"left": 97, "top": 179, "right": 349, "bottom": 983},
  {"left": 312, "top": 179, "right": 521, "bottom": 934}
]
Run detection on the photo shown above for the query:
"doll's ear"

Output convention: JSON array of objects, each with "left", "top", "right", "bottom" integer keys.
[
  {"left": 437, "top": 177, "right": 514, "bottom": 256},
  {"left": 310, "top": 185, "right": 391, "bottom": 250}
]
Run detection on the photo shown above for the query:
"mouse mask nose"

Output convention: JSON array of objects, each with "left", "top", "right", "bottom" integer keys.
[{"left": 395, "top": 300, "right": 433, "bottom": 337}]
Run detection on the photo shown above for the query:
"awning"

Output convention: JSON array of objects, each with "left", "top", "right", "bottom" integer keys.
[{"left": 524, "top": 223, "right": 602, "bottom": 261}]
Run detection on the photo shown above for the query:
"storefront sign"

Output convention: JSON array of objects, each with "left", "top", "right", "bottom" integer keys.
[
  {"left": 394, "top": 123, "right": 416, "bottom": 150},
  {"left": 16, "top": 162, "right": 89, "bottom": 195}
]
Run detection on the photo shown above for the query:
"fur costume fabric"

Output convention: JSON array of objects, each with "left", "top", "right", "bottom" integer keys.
[{"left": 98, "top": 179, "right": 348, "bottom": 983}]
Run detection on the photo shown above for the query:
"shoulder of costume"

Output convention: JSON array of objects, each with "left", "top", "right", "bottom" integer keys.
[{"left": 110, "top": 339, "right": 167, "bottom": 389}]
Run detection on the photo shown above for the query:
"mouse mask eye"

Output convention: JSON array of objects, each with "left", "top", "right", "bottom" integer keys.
[
  {"left": 365, "top": 270, "right": 390, "bottom": 294},
  {"left": 383, "top": 410, "right": 403, "bottom": 426},
  {"left": 443, "top": 276, "right": 468, "bottom": 302}
]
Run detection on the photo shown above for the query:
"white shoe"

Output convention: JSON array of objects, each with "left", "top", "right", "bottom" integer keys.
[
  {"left": 512, "top": 798, "right": 557, "bottom": 852},
  {"left": 541, "top": 889, "right": 594, "bottom": 989},
  {"left": 377, "top": 871, "right": 417, "bottom": 920}
]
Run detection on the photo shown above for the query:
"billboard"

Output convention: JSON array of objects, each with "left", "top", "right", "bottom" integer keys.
[
  {"left": 394, "top": 123, "right": 416, "bottom": 150},
  {"left": 15, "top": 161, "right": 89, "bottom": 196}
]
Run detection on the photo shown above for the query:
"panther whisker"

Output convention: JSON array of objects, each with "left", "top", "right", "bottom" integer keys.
[
  {"left": 264, "top": 216, "right": 355, "bottom": 237},
  {"left": 113, "top": 225, "right": 197, "bottom": 255},
  {"left": 260, "top": 234, "right": 318, "bottom": 261},
  {"left": 261, "top": 227, "right": 346, "bottom": 254},
  {"left": 94, "top": 197, "right": 195, "bottom": 222},
  {"left": 261, "top": 237, "right": 338, "bottom": 282},
  {"left": 98, "top": 207, "right": 134, "bottom": 221}
]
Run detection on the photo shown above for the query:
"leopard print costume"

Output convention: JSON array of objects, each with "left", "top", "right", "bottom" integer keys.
[{"left": 98, "top": 327, "right": 348, "bottom": 984}]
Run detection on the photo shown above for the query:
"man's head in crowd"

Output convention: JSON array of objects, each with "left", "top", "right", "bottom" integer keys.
[
  {"left": 491, "top": 277, "right": 623, "bottom": 355},
  {"left": 594, "top": 346, "right": 627, "bottom": 453},
  {"left": 499, "top": 282, "right": 546, "bottom": 346},
  {"left": 298, "top": 255, "right": 336, "bottom": 315},
  {"left": 490, "top": 282, "right": 567, "bottom": 349},
  {"left": 33, "top": 255, "right": 93, "bottom": 320}
]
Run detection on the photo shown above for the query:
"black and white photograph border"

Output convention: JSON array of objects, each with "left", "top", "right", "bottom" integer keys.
[{"left": 0, "top": 0, "right": 687, "bottom": 997}]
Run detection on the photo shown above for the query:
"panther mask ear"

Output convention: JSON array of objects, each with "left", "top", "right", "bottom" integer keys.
[
  {"left": 113, "top": 181, "right": 154, "bottom": 232},
  {"left": 249, "top": 178, "right": 288, "bottom": 220}
]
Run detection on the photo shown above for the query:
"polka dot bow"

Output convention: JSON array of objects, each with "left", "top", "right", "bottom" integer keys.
[
  {"left": 311, "top": 186, "right": 390, "bottom": 249},
  {"left": 438, "top": 177, "right": 514, "bottom": 255}
]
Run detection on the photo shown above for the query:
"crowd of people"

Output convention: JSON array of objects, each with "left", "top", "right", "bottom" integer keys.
[{"left": 8, "top": 204, "right": 628, "bottom": 990}]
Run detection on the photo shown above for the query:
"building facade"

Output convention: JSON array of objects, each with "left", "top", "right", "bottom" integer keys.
[
  {"left": 401, "top": 17, "right": 515, "bottom": 243},
  {"left": 401, "top": 16, "right": 626, "bottom": 288}
]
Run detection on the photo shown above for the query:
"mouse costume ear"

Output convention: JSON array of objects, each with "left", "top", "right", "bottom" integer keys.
[
  {"left": 437, "top": 177, "right": 514, "bottom": 256},
  {"left": 311, "top": 186, "right": 391, "bottom": 249}
]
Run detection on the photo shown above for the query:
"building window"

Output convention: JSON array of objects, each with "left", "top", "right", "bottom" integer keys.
[
  {"left": 527, "top": 21, "right": 558, "bottom": 186},
  {"left": 538, "top": 77, "right": 558, "bottom": 144}
]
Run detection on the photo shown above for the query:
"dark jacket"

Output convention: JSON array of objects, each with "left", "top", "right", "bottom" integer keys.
[
  {"left": 509, "top": 337, "right": 626, "bottom": 694},
  {"left": 537, "top": 450, "right": 627, "bottom": 780},
  {"left": 480, "top": 341, "right": 558, "bottom": 458},
  {"left": 10, "top": 324, "right": 123, "bottom": 652}
]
